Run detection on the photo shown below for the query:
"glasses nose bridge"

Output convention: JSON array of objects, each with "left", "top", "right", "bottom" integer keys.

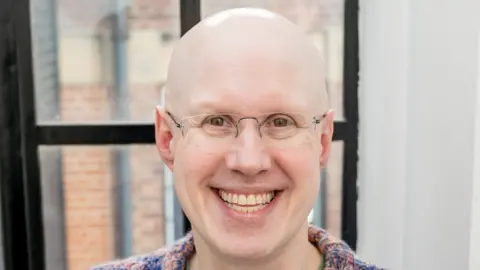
[{"left": 235, "top": 116, "right": 262, "bottom": 138}]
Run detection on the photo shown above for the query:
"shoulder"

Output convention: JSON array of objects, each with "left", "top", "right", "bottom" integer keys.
[
  {"left": 324, "top": 241, "right": 385, "bottom": 270},
  {"left": 89, "top": 248, "right": 167, "bottom": 270},
  {"left": 90, "top": 233, "right": 195, "bottom": 270},
  {"left": 308, "top": 225, "right": 385, "bottom": 270}
]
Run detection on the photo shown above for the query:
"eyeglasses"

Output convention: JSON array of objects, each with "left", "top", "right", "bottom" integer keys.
[{"left": 166, "top": 111, "right": 326, "bottom": 149}]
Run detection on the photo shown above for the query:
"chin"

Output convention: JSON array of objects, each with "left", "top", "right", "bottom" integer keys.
[{"left": 213, "top": 233, "right": 276, "bottom": 261}]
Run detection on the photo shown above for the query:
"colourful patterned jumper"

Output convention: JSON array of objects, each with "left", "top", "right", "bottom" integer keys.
[{"left": 92, "top": 225, "right": 384, "bottom": 270}]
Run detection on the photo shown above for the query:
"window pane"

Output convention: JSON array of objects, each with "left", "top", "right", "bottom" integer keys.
[
  {"left": 31, "top": 0, "right": 180, "bottom": 123},
  {"left": 309, "top": 141, "right": 343, "bottom": 239},
  {"left": 201, "top": 0, "right": 345, "bottom": 121},
  {"left": 324, "top": 141, "right": 343, "bottom": 238},
  {"left": 39, "top": 145, "right": 171, "bottom": 270}
]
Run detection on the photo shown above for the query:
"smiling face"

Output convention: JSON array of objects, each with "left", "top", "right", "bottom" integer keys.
[{"left": 155, "top": 8, "right": 334, "bottom": 264}]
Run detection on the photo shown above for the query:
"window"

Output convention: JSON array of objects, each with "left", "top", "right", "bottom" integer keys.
[
  {"left": 39, "top": 145, "right": 167, "bottom": 270},
  {"left": 0, "top": 0, "right": 359, "bottom": 269}
]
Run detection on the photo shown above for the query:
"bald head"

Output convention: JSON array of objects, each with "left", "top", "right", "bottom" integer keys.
[{"left": 165, "top": 8, "right": 329, "bottom": 114}]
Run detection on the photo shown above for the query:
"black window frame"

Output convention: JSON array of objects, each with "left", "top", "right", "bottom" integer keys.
[{"left": 0, "top": 0, "right": 359, "bottom": 269}]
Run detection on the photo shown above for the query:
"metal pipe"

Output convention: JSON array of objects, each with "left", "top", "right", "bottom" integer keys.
[{"left": 112, "top": 0, "right": 132, "bottom": 258}]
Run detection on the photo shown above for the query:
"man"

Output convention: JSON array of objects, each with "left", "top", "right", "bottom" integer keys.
[{"left": 93, "top": 8, "right": 382, "bottom": 270}]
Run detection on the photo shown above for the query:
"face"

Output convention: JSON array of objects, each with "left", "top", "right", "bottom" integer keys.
[{"left": 155, "top": 39, "right": 334, "bottom": 261}]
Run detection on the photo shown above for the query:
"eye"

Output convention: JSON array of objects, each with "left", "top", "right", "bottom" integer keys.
[
  {"left": 202, "top": 115, "right": 232, "bottom": 127},
  {"left": 200, "top": 115, "right": 235, "bottom": 137},
  {"left": 272, "top": 118, "right": 289, "bottom": 127},
  {"left": 209, "top": 117, "right": 225, "bottom": 126},
  {"left": 266, "top": 114, "right": 296, "bottom": 128}
]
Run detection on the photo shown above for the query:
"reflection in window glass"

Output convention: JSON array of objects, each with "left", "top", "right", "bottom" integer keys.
[
  {"left": 39, "top": 145, "right": 166, "bottom": 270},
  {"left": 31, "top": 0, "right": 180, "bottom": 123},
  {"left": 201, "top": 0, "right": 346, "bottom": 121}
]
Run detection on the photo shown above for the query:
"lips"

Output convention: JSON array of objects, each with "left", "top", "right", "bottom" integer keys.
[{"left": 217, "top": 189, "right": 276, "bottom": 213}]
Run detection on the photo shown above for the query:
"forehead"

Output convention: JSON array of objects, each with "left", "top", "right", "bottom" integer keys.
[
  {"left": 186, "top": 88, "right": 311, "bottom": 115},
  {"left": 184, "top": 48, "right": 316, "bottom": 114}
]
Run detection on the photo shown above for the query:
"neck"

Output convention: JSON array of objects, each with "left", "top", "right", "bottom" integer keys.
[{"left": 189, "top": 223, "right": 322, "bottom": 270}]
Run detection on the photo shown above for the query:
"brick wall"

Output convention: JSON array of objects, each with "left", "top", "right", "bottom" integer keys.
[
  {"left": 130, "top": 145, "right": 165, "bottom": 254},
  {"left": 62, "top": 146, "right": 114, "bottom": 270},
  {"left": 56, "top": 0, "right": 174, "bottom": 267},
  {"left": 59, "top": 85, "right": 167, "bottom": 268},
  {"left": 60, "top": 84, "right": 114, "bottom": 269}
]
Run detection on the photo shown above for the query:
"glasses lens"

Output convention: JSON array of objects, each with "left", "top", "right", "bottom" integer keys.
[{"left": 180, "top": 113, "right": 318, "bottom": 149}]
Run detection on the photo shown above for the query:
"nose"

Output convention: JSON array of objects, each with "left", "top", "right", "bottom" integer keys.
[{"left": 225, "top": 121, "right": 271, "bottom": 177}]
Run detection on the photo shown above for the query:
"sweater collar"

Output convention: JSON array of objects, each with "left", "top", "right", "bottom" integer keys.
[{"left": 160, "top": 225, "right": 358, "bottom": 270}]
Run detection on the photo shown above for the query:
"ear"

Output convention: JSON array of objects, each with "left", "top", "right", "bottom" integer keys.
[
  {"left": 319, "top": 109, "right": 335, "bottom": 168},
  {"left": 155, "top": 106, "right": 174, "bottom": 171}
]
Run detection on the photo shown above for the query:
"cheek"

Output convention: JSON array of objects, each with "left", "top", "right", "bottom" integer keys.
[
  {"left": 174, "top": 138, "right": 225, "bottom": 186},
  {"left": 273, "top": 145, "right": 321, "bottom": 187},
  {"left": 273, "top": 146, "right": 321, "bottom": 220},
  {"left": 173, "top": 139, "right": 225, "bottom": 217}
]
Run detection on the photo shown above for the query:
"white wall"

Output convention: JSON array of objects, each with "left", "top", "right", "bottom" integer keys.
[
  {"left": 469, "top": 36, "right": 480, "bottom": 270},
  {"left": 357, "top": 1, "right": 480, "bottom": 269}
]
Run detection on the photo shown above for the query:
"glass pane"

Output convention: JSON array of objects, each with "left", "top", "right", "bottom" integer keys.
[
  {"left": 309, "top": 141, "right": 343, "bottom": 239},
  {"left": 201, "top": 0, "right": 345, "bottom": 121},
  {"left": 31, "top": 0, "right": 180, "bottom": 123},
  {"left": 324, "top": 141, "right": 343, "bottom": 238},
  {"left": 39, "top": 145, "right": 171, "bottom": 270}
]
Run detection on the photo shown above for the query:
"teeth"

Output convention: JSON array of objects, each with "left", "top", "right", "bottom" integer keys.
[
  {"left": 238, "top": 195, "right": 247, "bottom": 205},
  {"left": 219, "top": 190, "right": 275, "bottom": 213},
  {"left": 226, "top": 203, "right": 268, "bottom": 213}
]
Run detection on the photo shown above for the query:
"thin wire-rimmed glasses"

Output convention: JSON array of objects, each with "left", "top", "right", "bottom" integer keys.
[{"left": 166, "top": 111, "right": 326, "bottom": 149}]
